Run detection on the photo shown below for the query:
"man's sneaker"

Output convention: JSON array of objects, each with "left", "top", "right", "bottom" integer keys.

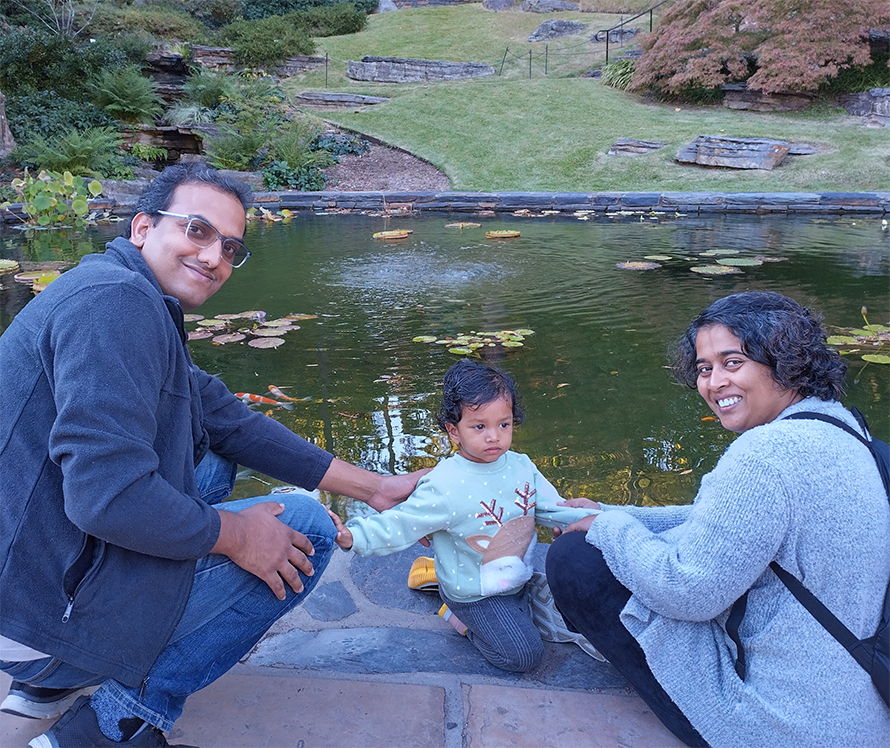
[
  {"left": 527, "top": 571, "right": 607, "bottom": 662},
  {"left": 1, "top": 681, "right": 94, "bottom": 720},
  {"left": 28, "top": 696, "right": 197, "bottom": 748}
]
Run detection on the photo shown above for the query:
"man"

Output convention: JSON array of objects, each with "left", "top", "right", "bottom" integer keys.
[{"left": 0, "top": 164, "right": 427, "bottom": 747}]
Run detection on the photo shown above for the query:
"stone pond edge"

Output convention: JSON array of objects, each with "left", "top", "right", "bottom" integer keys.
[{"left": 4, "top": 190, "right": 890, "bottom": 223}]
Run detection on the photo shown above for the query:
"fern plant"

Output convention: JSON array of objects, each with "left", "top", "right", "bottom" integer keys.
[
  {"left": 15, "top": 127, "right": 129, "bottom": 180},
  {"left": 89, "top": 65, "right": 164, "bottom": 125}
]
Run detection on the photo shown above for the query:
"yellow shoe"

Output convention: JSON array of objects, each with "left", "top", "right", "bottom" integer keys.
[{"left": 407, "top": 556, "right": 439, "bottom": 592}]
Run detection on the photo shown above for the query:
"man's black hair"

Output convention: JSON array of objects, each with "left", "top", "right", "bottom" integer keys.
[{"left": 121, "top": 163, "right": 253, "bottom": 239}]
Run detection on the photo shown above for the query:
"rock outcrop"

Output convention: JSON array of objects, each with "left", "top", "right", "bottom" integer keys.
[
  {"left": 0, "top": 89, "right": 15, "bottom": 157},
  {"left": 528, "top": 20, "right": 587, "bottom": 42},
  {"left": 347, "top": 56, "right": 494, "bottom": 83},
  {"left": 676, "top": 136, "right": 791, "bottom": 170}
]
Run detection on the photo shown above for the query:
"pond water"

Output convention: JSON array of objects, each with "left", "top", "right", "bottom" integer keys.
[{"left": 2, "top": 212, "right": 888, "bottom": 516}]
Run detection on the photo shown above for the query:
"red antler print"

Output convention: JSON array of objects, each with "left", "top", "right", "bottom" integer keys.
[
  {"left": 514, "top": 483, "right": 537, "bottom": 515},
  {"left": 476, "top": 499, "right": 504, "bottom": 527}
]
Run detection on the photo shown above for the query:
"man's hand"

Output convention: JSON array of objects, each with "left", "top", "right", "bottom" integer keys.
[
  {"left": 317, "top": 459, "right": 432, "bottom": 513},
  {"left": 213, "top": 502, "right": 315, "bottom": 601},
  {"left": 363, "top": 468, "right": 433, "bottom": 512}
]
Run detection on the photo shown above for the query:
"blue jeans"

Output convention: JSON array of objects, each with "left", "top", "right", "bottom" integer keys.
[{"left": 1, "top": 452, "right": 337, "bottom": 732}]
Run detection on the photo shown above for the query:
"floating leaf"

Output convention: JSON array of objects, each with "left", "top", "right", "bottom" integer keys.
[
  {"left": 188, "top": 330, "right": 214, "bottom": 340},
  {"left": 183, "top": 313, "right": 204, "bottom": 322},
  {"left": 413, "top": 335, "right": 438, "bottom": 343},
  {"left": 643, "top": 255, "right": 673, "bottom": 261},
  {"left": 827, "top": 335, "right": 861, "bottom": 345},
  {"left": 448, "top": 347, "right": 476, "bottom": 355},
  {"left": 486, "top": 230, "right": 520, "bottom": 239},
  {"left": 445, "top": 222, "right": 481, "bottom": 228},
  {"left": 197, "top": 319, "right": 227, "bottom": 327},
  {"left": 263, "top": 319, "right": 295, "bottom": 327},
  {"left": 251, "top": 327, "right": 291, "bottom": 337},
  {"left": 212, "top": 333, "right": 246, "bottom": 345},
  {"left": 515, "top": 329, "right": 534, "bottom": 336},
  {"left": 700, "top": 249, "right": 739, "bottom": 256},
  {"left": 285, "top": 313, "right": 319, "bottom": 321},
  {"left": 373, "top": 230, "right": 412, "bottom": 239},
  {"left": 15, "top": 270, "right": 59, "bottom": 284},
  {"left": 717, "top": 258, "right": 763, "bottom": 267},
  {"left": 248, "top": 337, "right": 285, "bottom": 348},
  {"left": 502, "top": 341, "right": 523, "bottom": 347},
  {"left": 752, "top": 256, "right": 788, "bottom": 263},
  {"left": 616, "top": 261, "right": 661, "bottom": 270},
  {"left": 0, "top": 259, "right": 20, "bottom": 273},
  {"left": 862, "top": 354, "right": 890, "bottom": 364},
  {"left": 690, "top": 265, "right": 742, "bottom": 275}
]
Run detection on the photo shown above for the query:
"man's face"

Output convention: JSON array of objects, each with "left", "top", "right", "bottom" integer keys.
[{"left": 129, "top": 183, "right": 246, "bottom": 311}]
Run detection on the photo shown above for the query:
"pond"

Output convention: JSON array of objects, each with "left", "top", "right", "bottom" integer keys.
[{"left": 2, "top": 211, "right": 888, "bottom": 517}]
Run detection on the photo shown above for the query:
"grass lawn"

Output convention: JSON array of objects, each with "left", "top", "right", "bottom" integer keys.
[{"left": 281, "top": 5, "right": 888, "bottom": 193}]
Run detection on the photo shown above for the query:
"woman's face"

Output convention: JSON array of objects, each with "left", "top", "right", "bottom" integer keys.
[{"left": 694, "top": 323, "right": 802, "bottom": 433}]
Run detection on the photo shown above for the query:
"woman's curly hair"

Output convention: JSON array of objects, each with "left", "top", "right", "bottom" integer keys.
[
  {"left": 436, "top": 358, "right": 524, "bottom": 432},
  {"left": 672, "top": 291, "right": 847, "bottom": 401}
]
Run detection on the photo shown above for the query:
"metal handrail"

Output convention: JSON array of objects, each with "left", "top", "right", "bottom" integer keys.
[{"left": 600, "top": 0, "right": 672, "bottom": 63}]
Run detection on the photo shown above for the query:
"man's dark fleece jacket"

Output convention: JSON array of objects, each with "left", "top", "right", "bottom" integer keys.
[{"left": 0, "top": 238, "right": 333, "bottom": 687}]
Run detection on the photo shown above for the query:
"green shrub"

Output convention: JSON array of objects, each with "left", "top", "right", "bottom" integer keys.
[
  {"left": 284, "top": 4, "right": 368, "bottom": 37},
  {"left": 215, "top": 16, "right": 315, "bottom": 66},
  {"left": 89, "top": 66, "right": 164, "bottom": 124},
  {"left": 0, "top": 29, "right": 126, "bottom": 98},
  {"left": 203, "top": 127, "right": 270, "bottom": 171},
  {"left": 240, "top": 0, "right": 374, "bottom": 21},
  {"left": 129, "top": 143, "right": 169, "bottom": 164},
  {"left": 182, "top": 0, "right": 242, "bottom": 28},
  {"left": 88, "top": 3, "right": 208, "bottom": 42},
  {"left": 600, "top": 59, "right": 636, "bottom": 91},
  {"left": 163, "top": 102, "right": 216, "bottom": 126},
  {"left": 5, "top": 94, "right": 115, "bottom": 143},
  {"left": 819, "top": 51, "right": 890, "bottom": 95},
  {"left": 14, "top": 127, "right": 131, "bottom": 180},
  {"left": 314, "top": 132, "right": 370, "bottom": 157},
  {"left": 261, "top": 160, "right": 327, "bottom": 191}
]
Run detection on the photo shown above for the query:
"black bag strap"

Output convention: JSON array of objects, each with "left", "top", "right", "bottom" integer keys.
[{"left": 729, "top": 408, "right": 882, "bottom": 680}]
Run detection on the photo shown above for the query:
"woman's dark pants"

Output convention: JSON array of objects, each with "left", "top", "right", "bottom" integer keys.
[{"left": 546, "top": 532, "right": 708, "bottom": 748}]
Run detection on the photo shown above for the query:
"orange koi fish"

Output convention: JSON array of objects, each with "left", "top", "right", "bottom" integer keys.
[
  {"left": 236, "top": 392, "right": 293, "bottom": 410},
  {"left": 268, "top": 385, "right": 300, "bottom": 402}
]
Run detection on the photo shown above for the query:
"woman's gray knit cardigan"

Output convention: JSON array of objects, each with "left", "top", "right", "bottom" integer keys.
[{"left": 587, "top": 397, "right": 890, "bottom": 748}]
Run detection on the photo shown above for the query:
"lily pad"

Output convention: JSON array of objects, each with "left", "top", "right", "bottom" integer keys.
[
  {"left": 690, "top": 265, "right": 742, "bottom": 275},
  {"left": 412, "top": 335, "right": 438, "bottom": 343},
  {"left": 188, "top": 330, "right": 214, "bottom": 340},
  {"left": 373, "top": 230, "right": 411, "bottom": 240},
  {"left": 752, "top": 256, "right": 788, "bottom": 263},
  {"left": 248, "top": 337, "right": 286, "bottom": 349},
  {"left": 0, "top": 259, "right": 20, "bottom": 273},
  {"left": 285, "top": 313, "right": 319, "bottom": 321},
  {"left": 183, "top": 314, "right": 204, "bottom": 322},
  {"left": 827, "top": 335, "right": 862, "bottom": 345},
  {"left": 448, "top": 347, "right": 475, "bottom": 355},
  {"left": 514, "top": 329, "right": 534, "bottom": 336},
  {"left": 251, "top": 327, "right": 292, "bottom": 337},
  {"left": 700, "top": 249, "right": 739, "bottom": 256},
  {"left": 502, "top": 341, "right": 524, "bottom": 348},
  {"left": 212, "top": 333, "right": 246, "bottom": 344},
  {"left": 197, "top": 319, "right": 227, "bottom": 327},
  {"left": 486, "top": 230, "right": 521, "bottom": 239},
  {"left": 616, "top": 261, "right": 661, "bottom": 270},
  {"left": 717, "top": 258, "right": 763, "bottom": 267},
  {"left": 264, "top": 319, "right": 296, "bottom": 327},
  {"left": 643, "top": 255, "right": 673, "bottom": 261},
  {"left": 445, "top": 222, "right": 481, "bottom": 228},
  {"left": 862, "top": 354, "right": 890, "bottom": 364},
  {"left": 15, "top": 270, "right": 59, "bottom": 284}
]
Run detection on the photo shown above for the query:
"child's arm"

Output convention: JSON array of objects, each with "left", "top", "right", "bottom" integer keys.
[{"left": 326, "top": 508, "right": 354, "bottom": 550}]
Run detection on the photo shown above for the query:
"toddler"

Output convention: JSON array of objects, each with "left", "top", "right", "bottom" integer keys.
[{"left": 327, "top": 358, "right": 599, "bottom": 672}]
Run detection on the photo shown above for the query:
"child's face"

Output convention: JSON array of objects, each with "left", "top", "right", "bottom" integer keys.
[{"left": 445, "top": 396, "right": 514, "bottom": 464}]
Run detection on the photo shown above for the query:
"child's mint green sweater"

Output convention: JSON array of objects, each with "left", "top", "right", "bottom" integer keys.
[{"left": 347, "top": 451, "right": 597, "bottom": 603}]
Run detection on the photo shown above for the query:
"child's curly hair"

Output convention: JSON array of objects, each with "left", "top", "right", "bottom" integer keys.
[
  {"left": 436, "top": 358, "right": 524, "bottom": 432},
  {"left": 672, "top": 291, "right": 847, "bottom": 401}
]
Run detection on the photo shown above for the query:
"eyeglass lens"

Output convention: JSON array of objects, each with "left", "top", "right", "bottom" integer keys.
[{"left": 185, "top": 217, "right": 250, "bottom": 268}]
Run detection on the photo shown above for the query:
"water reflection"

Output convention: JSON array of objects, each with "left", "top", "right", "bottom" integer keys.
[{"left": 2, "top": 212, "right": 887, "bottom": 511}]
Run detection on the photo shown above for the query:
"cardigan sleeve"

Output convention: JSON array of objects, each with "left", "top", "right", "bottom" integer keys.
[{"left": 586, "top": 439, "right": 793, "bottom": 621}]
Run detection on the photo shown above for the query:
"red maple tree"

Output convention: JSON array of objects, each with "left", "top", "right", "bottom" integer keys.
[{"left": 631, "top": 0, "right": 890, "bottom": 95}]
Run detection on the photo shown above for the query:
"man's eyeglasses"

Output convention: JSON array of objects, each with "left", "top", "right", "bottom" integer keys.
[{"left": 156, "top": 211, "right": 251, "bottom": 268}]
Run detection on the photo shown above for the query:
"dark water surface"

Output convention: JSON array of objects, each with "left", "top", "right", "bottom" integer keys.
[{"left": 3, "top": 212, "right": 888, "bottom": 510}]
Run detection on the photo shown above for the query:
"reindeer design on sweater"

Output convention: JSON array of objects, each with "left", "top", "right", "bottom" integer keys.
[{"left": 465, "top": 483, "right": 538, "bottom": 596}]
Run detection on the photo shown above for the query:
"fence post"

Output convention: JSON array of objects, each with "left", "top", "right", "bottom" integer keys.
[
  {"left": 528, "top": 48, "right": 532, "bottom": 78},
  {"left": 500, "top": 47, "right": 508, "bottom": 75},
  {"left": 605, "top": 32, "right": 610, "bottom": 63},
  {"left": 545, "top": 44, "right": 548, "bottom": 75},
  {"left": 325, "top": 51, "right": 328, "bottom": 89}
]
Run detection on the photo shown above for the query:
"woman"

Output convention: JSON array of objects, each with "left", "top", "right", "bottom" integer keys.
[{"left": 547, "top": 291, "right": 889, "bottom": 747}]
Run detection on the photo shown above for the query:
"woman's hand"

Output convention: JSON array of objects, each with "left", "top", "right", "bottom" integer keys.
[{"left": 553, "top": 513, "right": 597, "bottom": 538}]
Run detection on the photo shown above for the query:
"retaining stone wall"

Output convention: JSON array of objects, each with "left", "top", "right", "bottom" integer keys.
[{"left": 4, "top": 192, "right": 890, "bottom": 225}]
